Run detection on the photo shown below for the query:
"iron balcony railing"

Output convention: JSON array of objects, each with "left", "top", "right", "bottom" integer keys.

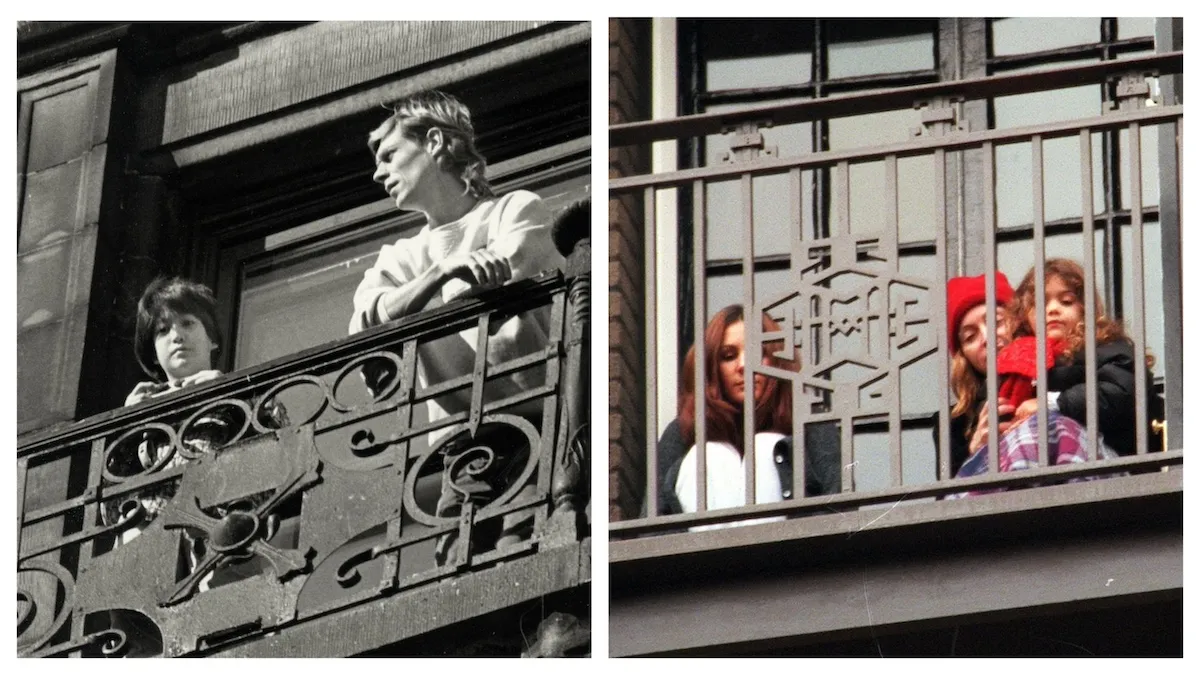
[
  {"left": 610, "top": 51, "right": 1182, "bottom": 536},
  {"left": 17, "top": 265, "right": 591, "bottom": 657}
]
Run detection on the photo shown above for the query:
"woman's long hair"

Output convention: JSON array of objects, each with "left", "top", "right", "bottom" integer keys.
[
  {"left": 949, "top": 351, "right": 982, "bottom": 421},
  {"left": 677, "top": 304, "right": 796, "bottom": 454},
  {"left": 1010, "top": 258, "right": 1155, "bottom": 369}
]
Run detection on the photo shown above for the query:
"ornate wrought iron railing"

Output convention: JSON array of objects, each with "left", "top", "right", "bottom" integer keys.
[
  {"left": 610, "top": 51, "right": 1182, "bottom": 536},
  {"left": 18, "top": 263, "right": 591, "bottom": 657}
]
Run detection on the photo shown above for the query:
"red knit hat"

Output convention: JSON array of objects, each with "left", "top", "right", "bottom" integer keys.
[{"left": 946, "top": 272, "right": 1014, "bottom": 354}]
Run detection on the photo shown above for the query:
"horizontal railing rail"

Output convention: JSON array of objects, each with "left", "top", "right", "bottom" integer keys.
[
  {"left": 609, "top": 51, "right": 1182, "bottom": 148},
  {"left": 18, "top": 267, "right": 591, "bottom": 657}
]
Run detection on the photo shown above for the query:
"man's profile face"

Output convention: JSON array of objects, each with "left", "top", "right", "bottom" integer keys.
[{"left": 372, "top": 121, "right": 434, "bottom": 211}]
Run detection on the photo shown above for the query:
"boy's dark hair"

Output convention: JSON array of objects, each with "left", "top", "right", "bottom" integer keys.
[{"left": 134, "top": 277, "right": 222, "bottom": 380}]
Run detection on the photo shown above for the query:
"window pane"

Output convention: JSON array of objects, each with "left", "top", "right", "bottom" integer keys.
[
  {"left": 830, "top": 156, "right": 937, "bottom": 244},
  {"left": 1118, "top": 123, "right": 1161, "bottom": 209},
  {"left": 700, "top": 20, "right": 813, "bottom": 90},
  {"left": 993, "top": 69, "right": 1100, "bottom": 129},
  {"left": 236, "top": 230, "right": 407, "bottom": 369},
  {"left": 993, "top": 78, "right": 1103, "bottom": 228},
  {"left": 1118, "top": 17, "right": 1156, "bottom": 39},
  {"left": 18, "top": 240, "right": 71, "bottom": 328},
  {"left": 826, "top": 19, "right": 936, "bottom": 80},
  {"left": 991, "top": 18, "right": 1100, "bottom": 57},
  {"left": 705, "top": 267, "right": 794, "bottom": 321},
  {"left": 827, "top": 106, "right": 920, "bottom": 150},
  {"left": 18, "top": 319, "right": 64, "bottom": 426},
  {"left": 20, "top": 158, "right": 83, "bottom": 252},
  {"left": 703, "top": 100, "right": 812, "bottom": 164},
  {"left": 703, "top": 172, "right": 803, "bottom": 262}
]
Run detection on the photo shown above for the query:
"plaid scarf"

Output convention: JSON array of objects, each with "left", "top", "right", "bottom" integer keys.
[{"left": 949, "top": 411, "right": 1119, "bottom": 499}]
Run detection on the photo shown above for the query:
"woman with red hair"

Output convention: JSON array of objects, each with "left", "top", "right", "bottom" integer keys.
[{"left": 653, "top": 304, "right": 840, "bottom": 517}]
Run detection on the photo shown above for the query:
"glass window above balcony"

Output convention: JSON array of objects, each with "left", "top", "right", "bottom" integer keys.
[
  {"left": 826, "top": 19, "right": 936, "bottom": 80},
  {"left": 700, "top": 20, "right": 813, "bottom": 91},
  {"left": 991, "top": 18, "right": 1101, "bottom": 56}
]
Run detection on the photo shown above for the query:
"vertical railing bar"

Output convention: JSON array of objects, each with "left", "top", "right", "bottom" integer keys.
[
  {"left": 693, "top": 180, "right": 708, "bottom": 510},
  {"left": 788, "top": 167, "right": 806, "bottom": 501},
  {"left": 70, "top": 440, "right": 107, "bottom": 645},
  {"left": 1169, "top": 117, "right": 1183, "bottom": 448},
  {"left": 16, "top": 458, "right": 28, "bottom": 558},
  {"left": 934, "top": 148, "right": 952, "bottom": 482},
  {"left": 539, "top": 290, "right": 568, "bottom": 499},
  {"left": 643, "top": 187, "right": 659, "bottom": 517},
  {"left": 742, "top": 172, "right": 757, "bottom": 506},
  {"left": 836, "top": 160, "right": 854, "bottom": 492},
  {"left": 1080, "top": 129, "right": 1100, "bottom": 463},
  {"left": 885, "top": 154, "right": 902, "bottom": 488},
  {"left": 467, "top": 313, "right": 490, "bottom": 438},
  {"left": 1032, "top": 134, "right": 1049, "bottom": 469},
  {"left": 1129, "top": 122, "right": 1149, "bottom": 455},
  {"left": 983, "top": 142, "right": 1000, "bottom": 475}
]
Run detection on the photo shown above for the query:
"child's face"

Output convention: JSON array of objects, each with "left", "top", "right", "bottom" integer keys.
[
  {"left": 957, "top": 304, "right": 1012, "bottom": 374},
  {"left": 1026, "top": 274, "right": 1083, "bottom": 343},
  {"left": 153, "top": 311, "right": 216, "bottom": 384}
]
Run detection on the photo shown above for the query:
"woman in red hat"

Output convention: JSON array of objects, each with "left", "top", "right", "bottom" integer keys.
[
  {"left": 936, "top": 272, "right": 1018, "bottom": 476},
  {"left": 947, "top": 259, "right": 1149, "bottom": 495}
]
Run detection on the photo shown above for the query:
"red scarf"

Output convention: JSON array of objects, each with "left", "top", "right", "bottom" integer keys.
[{"left": 995, "top": 336, "right": 1068, "bottom": 407}]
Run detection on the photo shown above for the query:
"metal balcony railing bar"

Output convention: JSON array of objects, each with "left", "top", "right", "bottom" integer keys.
[
  {"left": 611, "top": 449, "right": 1181, "bottom": 538},
  {"left": 609, "top": 51, "right": 1181, "bottom": 148},
  {"left": 610, "top": 105, "right": 1180, "bottom": 193}
]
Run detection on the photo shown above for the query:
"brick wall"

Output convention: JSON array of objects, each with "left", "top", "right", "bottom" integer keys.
[{"left": 608, "top": 19, "right": 650, "bottom": 521}]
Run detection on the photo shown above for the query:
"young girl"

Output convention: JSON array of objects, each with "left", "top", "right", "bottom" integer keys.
[{"left": 1005, "top": 258, "right": 1154, "bottom": 458}]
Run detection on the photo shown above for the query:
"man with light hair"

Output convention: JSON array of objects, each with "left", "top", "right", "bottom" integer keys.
[{"left": 349, "top": 91, "right": 563, "bottom": 563}]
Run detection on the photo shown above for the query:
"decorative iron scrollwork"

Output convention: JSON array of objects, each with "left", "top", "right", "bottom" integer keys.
[{"left": 17, "top": 560, "right": 76, "bottom": 656}]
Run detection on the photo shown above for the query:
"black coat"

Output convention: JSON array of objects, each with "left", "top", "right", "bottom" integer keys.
[
  {"left": 1047, "top": 339, "right": 1158, "bottom": 457},
  {"left": 651, "top": 418, "right": 842, "bottom": 516}
]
